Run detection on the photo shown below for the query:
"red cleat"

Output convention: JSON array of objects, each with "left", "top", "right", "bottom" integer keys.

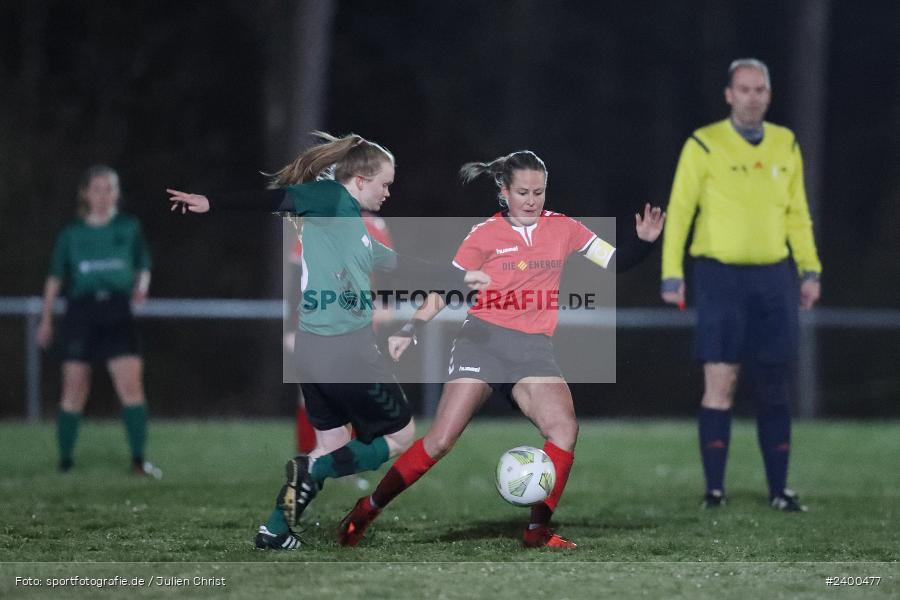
[
  {"left": 338, "top": 496, "right": 381, "bottom": 546},
  {"left": 523, "top": 526, "right": 577, "bottom": 549}
]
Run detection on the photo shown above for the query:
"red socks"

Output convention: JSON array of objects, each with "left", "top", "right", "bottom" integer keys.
[
  {"left": 530, "top": 440, "right": 574, "bottom": 526},
  {"left": 371, "top": 438, "right": 437, "bottom": 508}
]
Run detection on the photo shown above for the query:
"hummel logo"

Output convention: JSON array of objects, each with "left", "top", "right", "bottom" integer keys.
[
  {"left": 495, "top": 246, "right": 518, "bottom": 255},
  {"left": 458, "top": 366, "right": 481, "bottom": 373}
]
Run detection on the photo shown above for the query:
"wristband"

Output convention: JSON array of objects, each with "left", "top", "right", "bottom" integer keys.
[{"left": 396, "top": 318, "right": 426, "bottom": 345}]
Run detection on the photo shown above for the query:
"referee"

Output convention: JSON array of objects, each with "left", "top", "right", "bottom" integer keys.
[{"left": 661, "top": 59, "right": 822, "bottom": 511}]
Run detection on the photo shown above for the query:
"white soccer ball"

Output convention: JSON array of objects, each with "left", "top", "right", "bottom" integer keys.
[{"left": 495, "top": 446, "right": 556, "bottom": 506}]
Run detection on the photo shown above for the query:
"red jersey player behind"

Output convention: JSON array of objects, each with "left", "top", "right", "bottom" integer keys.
[{"left": 337, "top": 150, "right": 665, "bottom": 548}]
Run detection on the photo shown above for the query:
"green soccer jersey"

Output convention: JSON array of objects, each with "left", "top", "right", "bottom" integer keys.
[
  {"left": 49, "top": 213, "right": 151, "bottom": 299},
  {"left": 285, "top": 180, "right": 396, "bottom": 336}
]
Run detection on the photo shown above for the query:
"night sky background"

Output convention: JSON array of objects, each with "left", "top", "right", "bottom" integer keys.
[{"left": 1, "top": 0, "right": 898, "bottom": 418}]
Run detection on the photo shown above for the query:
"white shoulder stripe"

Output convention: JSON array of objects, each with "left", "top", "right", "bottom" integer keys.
[{"left": 578, "top": 235, "right": 598, "bottom": 253}]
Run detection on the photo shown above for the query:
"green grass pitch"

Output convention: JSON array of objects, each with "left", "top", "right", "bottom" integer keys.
[{"left": 0, "top": 419, "right": 897, "bottom": 598}]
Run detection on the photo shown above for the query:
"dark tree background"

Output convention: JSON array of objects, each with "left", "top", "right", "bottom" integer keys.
[{"left": 1, "top": 0, "right": 898, "bottom": 418}]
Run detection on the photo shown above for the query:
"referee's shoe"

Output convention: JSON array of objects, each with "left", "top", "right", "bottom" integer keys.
[
  {"left": 770, "top": 489, "right": 808, "bottom": 512},
  {"left": 278, "top": 455, "right": 318, "bottom": 526}
]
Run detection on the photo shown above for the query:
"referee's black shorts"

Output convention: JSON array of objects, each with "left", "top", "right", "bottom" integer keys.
[
  {"left": 447, "top": 316, "right": 564, "bottom": 399},
  {"left": 58, "top": 292, "right": 141, "bottom": 362},
  {"left": 293, "top": 326, "right": 411, "bottom": 444},
  {"left": 693, "top": 258, "right": 799, "bottom": 365}
]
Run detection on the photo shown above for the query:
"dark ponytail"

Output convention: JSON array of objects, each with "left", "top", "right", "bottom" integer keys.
[{"left": 459, "top": 150, "right": 547, "bottom": 206}]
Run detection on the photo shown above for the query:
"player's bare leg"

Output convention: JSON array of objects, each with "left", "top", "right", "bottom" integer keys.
[{"left": 513, "top": 377, "right": 578, "bottom": 549}]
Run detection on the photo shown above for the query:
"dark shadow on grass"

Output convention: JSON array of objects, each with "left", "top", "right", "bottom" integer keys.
[
  {"left": 435, "top": 519, "right": 523, "bottom": 542},
  {"left": 434, "top": 516, "right": 655, "bottom": 543}
]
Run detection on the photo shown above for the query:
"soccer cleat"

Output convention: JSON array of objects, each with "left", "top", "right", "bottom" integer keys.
[
  {"left": 770, "top": 489, "right": 807, "bottom": 512},
  {"left": 338, "top": 496, "right": 381, "bottom": 547},
  {"left": 133, "top": 460, "right": 163, "bottom": 479},
  {"left": 702, "top": 489, "right": 726, "bottom": 508},
  {"left": 254, "top": 525, "right": 301, "bottom": 550},
  {"left": 59, "top": 459, "right": 73, "bottom": 473},
  {"left": 523, "top": 526, "right": 577, "bottom": 549},
  {"left": 279, "top": 456, "right": 318, "bottom": 526}
]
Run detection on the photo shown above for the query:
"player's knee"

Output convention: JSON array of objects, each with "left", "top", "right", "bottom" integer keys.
[
  {"left": 424, "top": 430, "right": 459, "bottom": 460},
  {"left": 385, "top": 418, "right": 416, "bottom": 457},
  {"left": 60, "top": 380, "right": 89, "bottom": 411}
]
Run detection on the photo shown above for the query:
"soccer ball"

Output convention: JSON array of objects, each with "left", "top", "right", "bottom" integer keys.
[{"left": 495, "top": 446, "right": 556, "bottom": 506}]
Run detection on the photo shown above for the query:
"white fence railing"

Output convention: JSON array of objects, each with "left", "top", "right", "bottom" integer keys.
[{"left": 3, "top": 296, "right": 900, "bottom": 421}]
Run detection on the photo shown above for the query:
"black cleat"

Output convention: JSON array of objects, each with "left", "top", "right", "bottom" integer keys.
[
  {"left": 254, "top": 525, "right": 301, "bottom": 550},
  {"left": 770, "top": 489, "right": 807, "bottom": 512},
  {"left": 702, "top": 489, "right": 726, "bottom": 508},
  {"left": 278, "top": 456, "right": 318, "bottom": 526},
  {"left": 59, "top": 459, "right": 73, "bottom": 473}
]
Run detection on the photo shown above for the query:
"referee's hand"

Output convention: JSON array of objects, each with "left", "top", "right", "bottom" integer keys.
[
  {"left": 661, "top": 280, "right": 685, "bottom": 309},
  {"left": 800, "top": 279, "right": 821, "bottom": 310}
]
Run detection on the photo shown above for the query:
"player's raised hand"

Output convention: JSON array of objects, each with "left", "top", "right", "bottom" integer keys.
[
  {"left": 464, "top": 270, "right": 491, "bottom": 291},
  {"left": 388, "top": 334, "right": 413, "bottom": 362},
  {"left": 635, "top": 203, "right": 666, "bottom": 242},
  {"left": 167, "top": 189, "right": 210, "bottom": 214}
]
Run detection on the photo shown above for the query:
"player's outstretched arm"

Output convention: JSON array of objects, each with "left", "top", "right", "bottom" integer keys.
[
  {"left": 167, "top": 189, "right": 210, "bottom": 214},
  {"left": 167, "top": 188, "right": 288, "bottom": 214}
]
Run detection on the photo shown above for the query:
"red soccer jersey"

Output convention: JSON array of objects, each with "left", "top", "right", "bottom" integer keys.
[{"left": 452, "top": 211, "right": 601, "bottom": 336}]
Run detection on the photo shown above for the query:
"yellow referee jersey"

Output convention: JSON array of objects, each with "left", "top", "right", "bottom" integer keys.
[{"left": 661, "top": 119, "right": 822, "bottom": 280}]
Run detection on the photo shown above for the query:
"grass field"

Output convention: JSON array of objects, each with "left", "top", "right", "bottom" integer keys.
[{"left": 0, "top": 419, "right": 897, "bottom": 599}]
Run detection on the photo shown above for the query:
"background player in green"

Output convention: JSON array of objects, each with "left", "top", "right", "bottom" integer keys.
[
  {"left": 167, "top": 132, "right": 488, "bottom": 549},
  {"left": 37, "top": 165, "right": 160, "bottom": 477},
  {"left": 661, "top": 59, "right": 822, "bottom": 511}
]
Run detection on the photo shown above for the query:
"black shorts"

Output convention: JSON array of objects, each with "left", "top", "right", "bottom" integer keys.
[
  {"left": 294, "top": 326, "right": 411, "bottom": 444},
  {"left": 58, "top": 293, "right": 141, "bottom": 362},
  {"left": 447, "top": 316, "right": 563, "bottom": 397},
  {"left": 693, "top": 258, "right": 799, "bottom": 365}
]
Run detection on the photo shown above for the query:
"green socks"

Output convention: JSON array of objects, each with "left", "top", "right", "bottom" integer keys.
[
  {"left": 264, "top": 438, "right": 390, "bottom": 533},
  {"left": 310, "top": 437, "right": 390, "bottom": 486},
  {"left": 58, "top": 405, "right": 148, "bottom": 468},
  {"left": 265, "top": 508, "right": 290, "bottom": 535},
  {"left": 57, "top": 410, "right": 82, "bottom": 465},
  {"left": 122, "top": 404, "right": 148, "bottom": 462}
]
